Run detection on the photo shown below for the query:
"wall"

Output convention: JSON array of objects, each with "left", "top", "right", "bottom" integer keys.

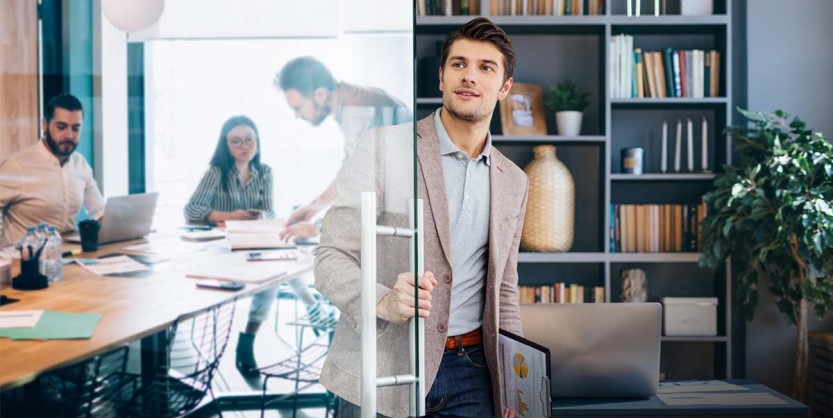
[
  {"left": 0, "top": 0, "right": 39, "bottom": 157},
  {"left": 744, "top": 0, "right": 833, "bottom": 395}
]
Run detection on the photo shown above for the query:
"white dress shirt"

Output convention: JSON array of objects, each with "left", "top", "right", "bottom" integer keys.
[{"left": 0, "top": 141, "right": 105, "bottom": 246}]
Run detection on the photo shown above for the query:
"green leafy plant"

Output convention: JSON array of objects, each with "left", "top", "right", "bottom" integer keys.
[
  {"left": 544, "top": 80, "right": 591, "bottom": 112},
  {"left": 700, "top": 109, "right": 833, "bottom": 401}
]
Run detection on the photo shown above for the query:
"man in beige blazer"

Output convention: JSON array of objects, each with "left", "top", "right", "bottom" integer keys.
[{"left": 314, "top": 17, "right": 527, "bottom": 418}]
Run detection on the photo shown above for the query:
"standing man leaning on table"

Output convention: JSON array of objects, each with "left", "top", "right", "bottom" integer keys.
[
  {"left": 314, "top": 17, "right": 527, "bottom": 418},
  {"left": 275, "top": 56, "right": 412, "bottom": 240},
  {"left": 0, "top": 94, "right": 104, "bottom": 248}
]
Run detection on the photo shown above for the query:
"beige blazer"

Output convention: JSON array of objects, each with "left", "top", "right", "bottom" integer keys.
[{"left": 314, "top": 113, "right": 528, "bottom": 418}]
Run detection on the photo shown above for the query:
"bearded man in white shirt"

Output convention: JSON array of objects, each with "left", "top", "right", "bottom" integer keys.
[{"left": 0, "top": 94, "right": 105, "bottom": 247}]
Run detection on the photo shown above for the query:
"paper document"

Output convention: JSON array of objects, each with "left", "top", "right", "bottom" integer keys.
[
  {"left": 75, "top": 256, "right": 150, "bottom": 275},
  {"left": 0, "top": 311, "right": 101, "bottom": 340},
  {"left": 224, "top": 219, "right": 295, "bottom": 250},
  {"left": 658, "top": 392, "right": 787, "bottom": 406},
  {"left": 225, "top": 219, "right": 285, "bottom": 234},
  {"left": 246, "top": 251, "right": 298, "bottom": 261},
  {"left": 499, "top": 330, "right": 551, "bottom": 418},
  {"left": 0, "top": 310, "right": 43, "bottom": 328},
  {"left": 659, "top": 380, "right": 750, "bottom": 394},
  {"left": 186, "top": 253, "right": 288, "bottom": 283},
  {"left": 124, "top": 239, "right": 208, "bottom": 257},
  {"left": 227, "top": 234, "right": 295, "bottom": 250}
]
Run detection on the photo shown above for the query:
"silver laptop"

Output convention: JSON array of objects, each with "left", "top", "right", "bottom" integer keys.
[
  {"left": 66, "top": 192, "right": 159, "bottom": 245},
  {"left": 520, "top": 303, "right": 661, "bottom": 398}
]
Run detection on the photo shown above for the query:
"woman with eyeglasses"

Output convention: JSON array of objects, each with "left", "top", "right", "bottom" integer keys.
[
  {"left": 185, "top": 115, "right": 300, "bottom": 375},
  {"left": 184, "top": 115, "right": 274, "bottom": 223}
]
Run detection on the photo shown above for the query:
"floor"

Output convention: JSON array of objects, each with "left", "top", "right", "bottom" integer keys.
[{"left": 215, "top": 273, "right": 332, "bottom": 418}]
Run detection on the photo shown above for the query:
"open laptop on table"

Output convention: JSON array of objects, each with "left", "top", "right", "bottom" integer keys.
[
  {"left": 65, "top": 192, "right": 159, "bottom": 245},
  {"left": 520, "top": 302, "right": 662, "bottom": 398}
]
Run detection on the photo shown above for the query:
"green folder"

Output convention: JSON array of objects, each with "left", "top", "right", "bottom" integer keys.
[{"left": 0, "top": 311, "right": 102, "bottom": 340}]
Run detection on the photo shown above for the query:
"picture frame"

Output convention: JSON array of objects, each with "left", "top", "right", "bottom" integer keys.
[{"left": 499, "top": 83, "right": 547, "bottom": 136}]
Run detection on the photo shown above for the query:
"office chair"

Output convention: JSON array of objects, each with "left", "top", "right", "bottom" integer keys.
[
  {"left": 33, "top": 345, "right": 132, "bottom": 418},
  {"left": 120, "top": 298, "right": 237, "bottom": 418},
  {"left": 260, "top": 298, "right": 338, "bottom": 418}
]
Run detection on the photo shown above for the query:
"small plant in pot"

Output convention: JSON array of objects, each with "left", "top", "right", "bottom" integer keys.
[{"left": 544, "top": 80, "right": 591, "bottom": 136}]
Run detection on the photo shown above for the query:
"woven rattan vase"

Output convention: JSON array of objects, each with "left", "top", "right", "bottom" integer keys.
[{"left": 521, "top": 145, "right": 575, "bottom": 252}]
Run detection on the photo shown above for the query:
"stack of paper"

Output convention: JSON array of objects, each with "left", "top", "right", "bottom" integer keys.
[
  {"left": 225, "top": 220, "right": 295, "bottom": 250},
  {"left": 0, "top": 311, "right": 101, "bottom": 340}
]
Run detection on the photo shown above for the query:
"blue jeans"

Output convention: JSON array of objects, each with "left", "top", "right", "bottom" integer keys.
[
  {"left": 337, "top": 344, "right": 494, "bottom": 418},
  {"left": 426, "top": 344, "right": 494, "bottom": 417}
]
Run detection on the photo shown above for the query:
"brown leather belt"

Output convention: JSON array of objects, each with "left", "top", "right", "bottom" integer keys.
[{"left": 444, "top": 328, "right": 482, "bottom": 351}]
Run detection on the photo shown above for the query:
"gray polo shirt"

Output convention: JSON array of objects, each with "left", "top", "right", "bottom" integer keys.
[{"left": 434, "top": 109, "right": 491, "bottom": 336}]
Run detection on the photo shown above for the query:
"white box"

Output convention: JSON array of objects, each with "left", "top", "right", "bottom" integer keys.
[
  {"left": 681, "top": 0, "right": 713, "bottom": 16},
  {"left": 662, "top": 297, "right": 718, "bottom": 336}
]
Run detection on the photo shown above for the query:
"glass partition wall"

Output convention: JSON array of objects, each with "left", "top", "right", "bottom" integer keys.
[{"left": 139, "top": 0, "right": 416, "bottom": 413}]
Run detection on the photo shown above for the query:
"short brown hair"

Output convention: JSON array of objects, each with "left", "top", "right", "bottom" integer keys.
[{"left": 440, "top": 17, "right": 516, "bottom": 82}]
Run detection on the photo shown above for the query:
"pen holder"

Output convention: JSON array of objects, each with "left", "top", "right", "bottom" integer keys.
[{"left": 12, "top": 244, "right": 49, "bottom": 290}]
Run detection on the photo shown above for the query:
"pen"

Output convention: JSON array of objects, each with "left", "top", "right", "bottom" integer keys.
[{"left": 62, "top": 249, "right": 81, "bottom": 258}]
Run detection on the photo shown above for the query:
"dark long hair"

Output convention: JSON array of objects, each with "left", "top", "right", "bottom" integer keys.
[{"left": 210, "top": 115, "right": 262, "bottom": 192}]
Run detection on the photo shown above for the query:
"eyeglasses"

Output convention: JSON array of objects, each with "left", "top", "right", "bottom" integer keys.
[{"left": 228, "top": 137, "right": 257, "bottom": 148}]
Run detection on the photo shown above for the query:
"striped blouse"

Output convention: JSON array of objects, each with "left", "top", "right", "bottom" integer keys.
[{"left": 184, "top": 164, "right": 275, "bottom": 223}]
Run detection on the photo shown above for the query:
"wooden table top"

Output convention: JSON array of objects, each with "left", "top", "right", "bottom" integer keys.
[{"left": 0, "top": 233, "right": 313, "bottom": 389}]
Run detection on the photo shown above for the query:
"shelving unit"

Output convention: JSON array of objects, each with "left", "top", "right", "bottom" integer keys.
[{"left": 416, "top": 0, "right": 734, "bottom": 380}]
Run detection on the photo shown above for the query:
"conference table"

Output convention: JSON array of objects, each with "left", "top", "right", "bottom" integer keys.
[{"left": 0, "top": 231, "right": 314, "bottom": 392}]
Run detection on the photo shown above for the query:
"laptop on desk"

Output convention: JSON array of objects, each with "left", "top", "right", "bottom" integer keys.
[
  {"left": 66, "top": 192, "right": 159, "bottom": 245},
  {"left": 520, "top": 303, "right": 662, "bottom": 399}
]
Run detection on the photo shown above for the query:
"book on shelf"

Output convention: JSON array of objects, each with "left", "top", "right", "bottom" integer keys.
[
  {"left": 610, "top": 35, "right": 721, "bottom": 99},
  {"left": 482, "top": 0, "right": 604, "bottom": 16},
  {"left": 611, "top": 202, "right": 707, "bottom": 253},
  {"left": 418, "top": 0, "right": 480, "bottom": 16},
  {"left": 622, "top": 0, "right": 713, "bottom": 16},
  {"left": 519, "top": 282, "right": 605, "bottom": 304}
]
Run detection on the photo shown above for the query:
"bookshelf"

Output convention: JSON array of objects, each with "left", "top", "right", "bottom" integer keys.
[{"left": 416, "top": 0, "right": 734, "bottom": 380}]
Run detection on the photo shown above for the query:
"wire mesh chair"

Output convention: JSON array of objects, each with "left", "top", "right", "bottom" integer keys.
[
  {"left": 31, "top": 345, "right": 132, "bottom": 418},
  {"left": 121, "top": 298, "right": 237, "bottom": 418},
  {"left": 260, "top": 298, "right": 338, "bottom": 418}
]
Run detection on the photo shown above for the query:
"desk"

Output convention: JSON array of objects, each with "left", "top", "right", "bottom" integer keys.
[
  {"left": 552, "top": 381, "right": 808, "bottom": 417},
  {"left": 0, "top": 233, "right": 313, "bottom": 390}
]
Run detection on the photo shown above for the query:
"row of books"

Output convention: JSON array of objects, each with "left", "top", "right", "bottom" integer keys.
[
  {"left": 610, "top": 35, "right": 721, "bottom": 99},
  {"left": 417, "top": 0, "right": 481, "bottom": 16},
  {"left": 519, "top": 283, "right": 606, "bottom": 304},
  {"left": 491, "top": 0, "right": 605, "bottom": 16},
  {"left": 610, "top": 203, "right": 707, "bottom": 253}
]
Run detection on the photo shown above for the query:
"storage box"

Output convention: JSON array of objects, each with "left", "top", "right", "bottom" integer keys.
[{"left": 662, "top": 297, "right": 718, "bottom": 336}]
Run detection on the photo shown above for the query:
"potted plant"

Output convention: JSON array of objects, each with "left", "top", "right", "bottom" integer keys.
[
  {"left": 699, "top": 109, "right": 833, "bottom": 402},
  {"left": 544, "top": 80, "right": 591, "bottom": 136}
]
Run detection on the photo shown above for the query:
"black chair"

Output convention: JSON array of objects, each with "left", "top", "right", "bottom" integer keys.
[
  {"left": 33, "top": 345, "right": 132, "bottom": 418},
  {"left": 260, "top": 298, "right": 338, "bottom": 418},
  {"left": 120, "top": 298, "right": 237, "bottom": 418}
]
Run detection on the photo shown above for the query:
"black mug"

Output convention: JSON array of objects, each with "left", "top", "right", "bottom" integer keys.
[{"left": 78, "top": 219, "right": 101, "bottom": 252}]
